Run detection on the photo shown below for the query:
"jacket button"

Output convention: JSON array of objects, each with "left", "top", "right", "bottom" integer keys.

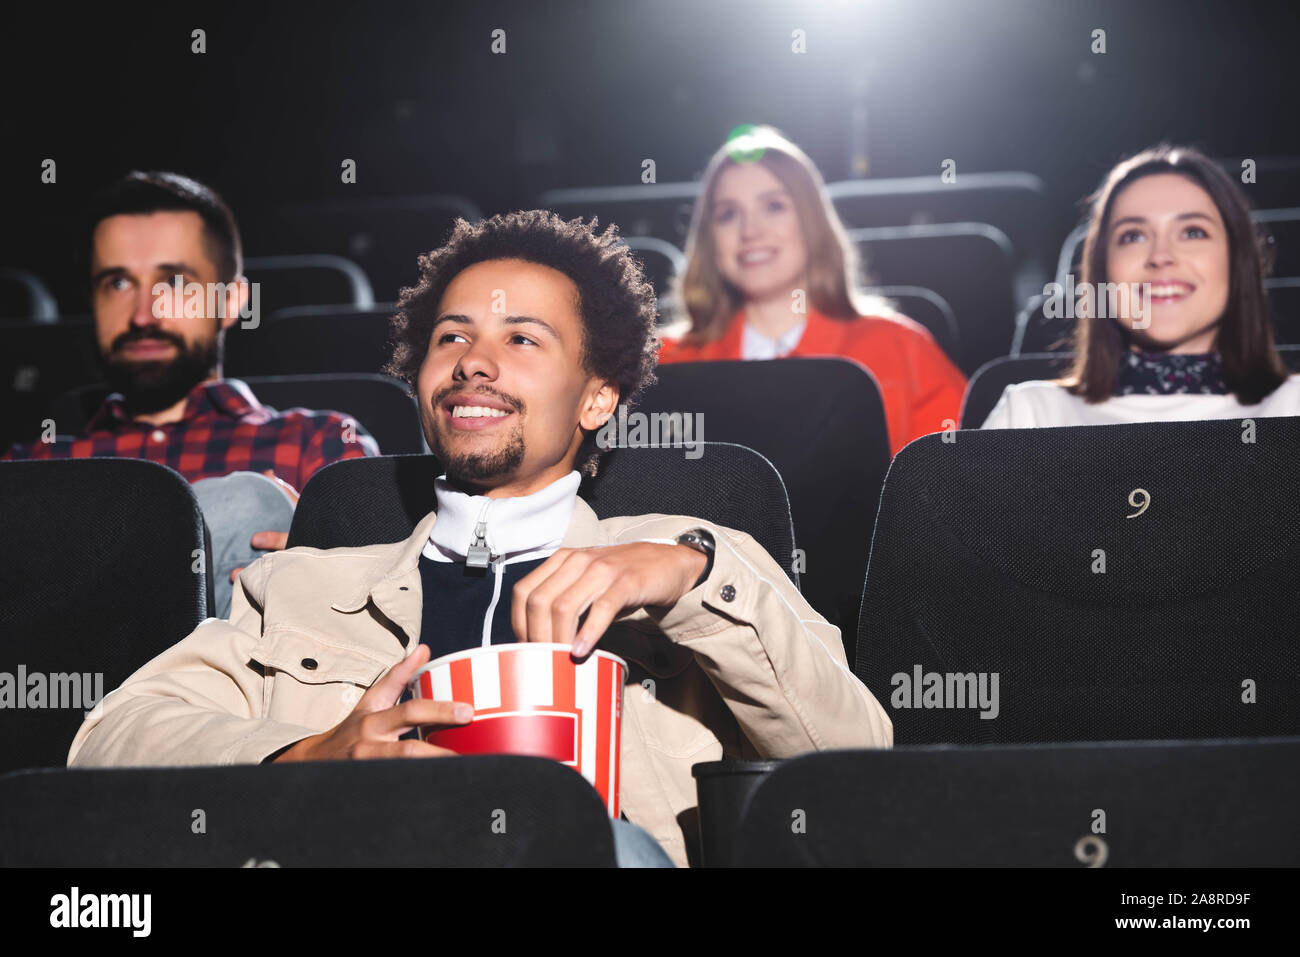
[
  {"left": 720, "top": 585, "right": 736, "bottom": 602},
  {"left": 301, "top": 658, "right": 319, "bottom": 670},
  {"left": 399, "top": 586, "right": 409, "bottom": 591}
]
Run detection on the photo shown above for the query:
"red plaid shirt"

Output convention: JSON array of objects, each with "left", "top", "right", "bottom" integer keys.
[{"left": 1, "top": 378, "right": 378, "bottom": 491}]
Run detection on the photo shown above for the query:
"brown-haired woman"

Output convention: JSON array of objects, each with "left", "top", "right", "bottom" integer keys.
[
  {"left": 983, "top": 144, "right": 1300, "bottom": 428},
  {"left": 657, "top": 125, "right": 967, "bottom": 456}
]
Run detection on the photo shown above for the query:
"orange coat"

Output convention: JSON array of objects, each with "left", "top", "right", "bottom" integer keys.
[{"left": 657, "top": 309, "right": 968, "bottom": 456}]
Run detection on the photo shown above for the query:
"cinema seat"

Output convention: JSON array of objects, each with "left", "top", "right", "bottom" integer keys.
[
  {"left": 733, "top": 738, "right": 1300, "bottom": 866},
  {"left": 223, "top": 304, "right": 396, "bottom": 378},
  {"left": 0, "top": 756, "right": 616, "bottom": 866},
  {"left": 1009, "top": 291, "right": 1072, "bottom": 356},
  {"left": 855, "top": 418, "right": 1300, "bottom": 744},
  {"left": 48, "top": 373, "right": 428, "bottom": 455},
  {"left": 243, "top": 254, "right": 376, "bottom": 317},
  {"left": 1266, "top": 277, "right": 1300, "bottom": 345},
  {"left": 286, "top": 445, "right": 797, "bottom": 588},
  {"left": 623, "top": 235, "right": 685, "bottom": 306},
  {"left": 1251, "top": 208, "right": 1300, "bottom": 278},
  {"left": 0, "top": 267, "right": 59, "bottom": 321},
  {"left": 0, "top": 459, "right": 211, "bottom": 774},
  {"left": 0, "top": 318, "right": 101, "bottom": 452},
  {"left": 959, "top": 353, "right": 1076, "bottom": 427},
  {"left": 848, "top": 223, "right": 1018, "bottom": 374},
  {"left": 831, "top": 172, "right": 1054, "bottom": 333},
  {"left": 862, "top": 285, "right": 960, "bottom": 363},
  {"left": 637, "top": 359, "right": 888, "bottom": 652},
  {"left": 536, "top": 182, "right": 701, "bottom": 247},
  {"left": 244, "top": 193, "right": 482, "bottom": 303}
]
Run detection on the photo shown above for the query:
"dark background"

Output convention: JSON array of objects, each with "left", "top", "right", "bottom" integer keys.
[{"left": 3, "top": 0, "right": 1297, "bottom": 312}]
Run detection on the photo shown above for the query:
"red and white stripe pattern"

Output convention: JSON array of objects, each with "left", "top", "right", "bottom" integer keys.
[{"left": 411, "top": 644, "right": 626, "bottom": 817}]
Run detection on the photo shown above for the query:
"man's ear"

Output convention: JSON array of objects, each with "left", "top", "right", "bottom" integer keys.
[
  {"left": 218, "top": 275, "right": 250, "bottom": 331},
  {"left": 580, "top": 380, "right": 620, "bottom": 431}
]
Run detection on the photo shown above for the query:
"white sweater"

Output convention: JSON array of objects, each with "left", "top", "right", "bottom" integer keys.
[{"left": 980, "top": 374, "right": 1300, "bottom": 429}]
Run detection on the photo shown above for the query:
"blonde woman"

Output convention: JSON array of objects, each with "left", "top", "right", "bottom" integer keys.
[{"left": 658, "top": 125, "right": 966, "bottom": 455}]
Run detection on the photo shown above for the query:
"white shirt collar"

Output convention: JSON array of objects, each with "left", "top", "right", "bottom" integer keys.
[
  {"left": 423, "top": 470, "right": 582, "bottom": 565},
  {"left": 741, "top": 318, "right": 806, "bottom": 360}
]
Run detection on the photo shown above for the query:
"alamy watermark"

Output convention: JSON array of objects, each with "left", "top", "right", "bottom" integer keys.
[
  {"left": 1042, "top": 277, "right": 1153, "bottom": 329},
  {"left": 152, "top": 275, "right": 261, "bottom": 329},
  {"left": 49, "top": 887, "right": 150, "bottom": 936},
  {"left": 596, "top": 404, "right": 704, "bottom": 459},
  {"left": 0, "top": 665, "right": 104, "bottom": 716},
  {"left": 891, "top": 665, "right": 1000, "bottom": 719}
]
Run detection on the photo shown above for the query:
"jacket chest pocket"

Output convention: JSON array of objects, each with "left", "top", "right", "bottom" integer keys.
[{"left": 249, "top": 627, "right": 394, "bottom": 726}]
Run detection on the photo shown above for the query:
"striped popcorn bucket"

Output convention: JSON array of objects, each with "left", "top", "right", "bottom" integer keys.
[{"left": 409, "top": 644, "right": 628, "bottom": 817}]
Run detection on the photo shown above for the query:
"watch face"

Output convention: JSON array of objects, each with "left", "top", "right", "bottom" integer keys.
[{"left": 678, "top": 531, "right": 712, "bottom": 553}]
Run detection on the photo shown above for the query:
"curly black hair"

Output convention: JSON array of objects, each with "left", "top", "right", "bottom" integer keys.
[{"left": 384, "top": 209, "right": 660, "bottom": 476}]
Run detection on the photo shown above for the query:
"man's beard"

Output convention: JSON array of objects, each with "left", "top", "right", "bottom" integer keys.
[
  {"left": 429, "top": 420, "right": 527, "bottom": 484},
  {"left": 425, "top": 386, "right": 527, "bottom": 484},
  {"left": 97, "top": 327, "right": 220, "bottom": 415}
]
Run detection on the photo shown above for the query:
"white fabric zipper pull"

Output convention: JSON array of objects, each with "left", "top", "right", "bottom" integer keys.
[{"left": 482, "top": 559, "right": 505, "bottom": 646}]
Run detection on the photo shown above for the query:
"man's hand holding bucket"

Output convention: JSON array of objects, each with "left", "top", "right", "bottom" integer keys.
[{"left": 272, "top": 644, "right": 473, "bottom": 762}]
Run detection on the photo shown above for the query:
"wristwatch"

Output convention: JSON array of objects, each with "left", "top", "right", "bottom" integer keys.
[{"left": 674, "top": 528, "right": 716, "bottom": 589}]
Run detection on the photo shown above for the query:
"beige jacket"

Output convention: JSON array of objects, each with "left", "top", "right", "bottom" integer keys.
[{"left": 68, "top": 499, "right": 892, "bottom": 866}]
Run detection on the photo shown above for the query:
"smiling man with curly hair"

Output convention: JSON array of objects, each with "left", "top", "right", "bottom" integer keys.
[
  {"left": 69, "top": 210, "right": 892, "bottom": 868},
  {"left": 385, "top": 209, "right": 659, "bottom": 481}
]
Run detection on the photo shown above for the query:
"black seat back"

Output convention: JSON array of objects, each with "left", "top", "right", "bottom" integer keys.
[
  {"left": 735, "top": 739, "right": 1300, "bottom": 866},
  {"left": 960, "top": 353, "right": 1076, "bottom": 427},
  {"left": 224, "top": 305, "right": 395, "bottom": 378},
  {"left": 0, "top": 459, "right": 210, "bottom": 773},
  {"left": 0, "top": 756, "right": 615, "bottom": 866},
  {"left": 245, "top": 194, "right": 481, "bottom": 303},
  {"left": 0, "top": 319, "right": 100, "bottom": 452},
  {"left": 863, "top": 285, "right": 960, "bottom": 364},
  {"left": 638, "top": 359, "right": 888, "bottom": 650},
  {"left": 287, "top": 445, "right": 797, "bottom": 585},
  {"left": 849, "top": 224, "right": 1018, "bottom": 374},
  {"left": 856, "top": 420, "right": 1300, "bottom": 744}
]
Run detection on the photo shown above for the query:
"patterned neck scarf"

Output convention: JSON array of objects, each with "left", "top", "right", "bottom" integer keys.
[{"left": 1116, "top": 350, "right": 1228, "bottom": 396}]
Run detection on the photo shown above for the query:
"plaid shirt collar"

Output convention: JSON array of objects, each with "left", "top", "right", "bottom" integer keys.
[{"left": 86, "top": 378, "right": 264, "bottom": 432}]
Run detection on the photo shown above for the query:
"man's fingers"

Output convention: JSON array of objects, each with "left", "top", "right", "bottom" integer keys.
[
  {"left": 251, "top": 531, "right": 289, "bottom": 550},
  {"left": 229, "top": 566, "right": 244, "bottom": 583},
  {"left": 368, "top": 698, "right": 474, "bottom": 738},
  {"left": 512, "top": 549, "right": 585, "bottom": 632},
  {"left": 573, "top": 585, "right": 629, "bottom": 657},
  {"left": 548, "top": 567, "right": 617, "bottom": 647},
  {"left": 352, "top": 739, "right": 459, "bottom": 760},
  {"left": 514, "top": 550, "right": 595, "bottom": 643},
  {"left": 262, "top": 470, "right": 301, "bottom": 505},
  {"left": 359, "top": 643, "right": 431, "bottom": 711}
]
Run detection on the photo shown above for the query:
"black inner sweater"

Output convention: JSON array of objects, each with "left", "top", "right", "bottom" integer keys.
[{"left": 417, "top": 552, "right": 550, "bottom": 660}]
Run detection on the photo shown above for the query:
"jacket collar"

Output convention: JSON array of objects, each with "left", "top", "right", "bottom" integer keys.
[
  {"left": 328, "top": 493, "right": 610, "bottom": 644},
  {"left": 788, "top": 308, "right": 851, "bottom": 356}
]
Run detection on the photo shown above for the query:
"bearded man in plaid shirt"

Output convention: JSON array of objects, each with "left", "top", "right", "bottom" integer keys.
[{"left": 2, "top": 171, "right": 379, "bottom": 614}]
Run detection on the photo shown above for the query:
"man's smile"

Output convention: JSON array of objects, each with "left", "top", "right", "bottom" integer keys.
[{"left": 440, "top": 392, "right": 518, "bottom": 432}]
